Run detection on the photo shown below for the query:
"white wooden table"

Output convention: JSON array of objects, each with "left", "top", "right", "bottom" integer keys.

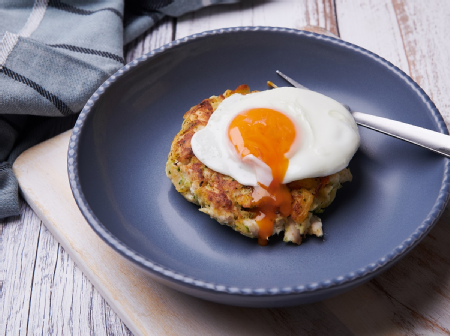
[{"left": 3, "top": 1, "right": 450, "bottom": 334}]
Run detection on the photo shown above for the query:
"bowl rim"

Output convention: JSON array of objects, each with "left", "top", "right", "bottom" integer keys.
[{"left": 68, "top": 26, "right": 450, "bottom": 297}]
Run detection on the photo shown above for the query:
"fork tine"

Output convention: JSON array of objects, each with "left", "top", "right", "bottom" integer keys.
[{"left": 276, "top": 70, "right": 309, "bottom": 90}]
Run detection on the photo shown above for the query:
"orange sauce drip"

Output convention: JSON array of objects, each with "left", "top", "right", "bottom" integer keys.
[{"left": 228, "top": 108, "right": 297, "bottom": 246}]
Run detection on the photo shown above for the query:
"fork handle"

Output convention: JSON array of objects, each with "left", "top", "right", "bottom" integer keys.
[{"left": 352, "top": 112, "right": 450, "bottom": 158}]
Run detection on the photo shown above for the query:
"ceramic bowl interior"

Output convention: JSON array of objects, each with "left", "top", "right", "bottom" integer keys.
[{"left": 69, "top": 28, "right": 449, "bottom": 307}]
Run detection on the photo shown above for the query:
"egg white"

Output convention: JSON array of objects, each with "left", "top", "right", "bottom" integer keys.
[{"left": 191, "top": 87, "right": 360, "bottom": 187}]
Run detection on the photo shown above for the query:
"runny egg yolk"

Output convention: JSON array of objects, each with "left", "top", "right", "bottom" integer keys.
[{"left": 228, "top": 108, "right": 297, "bottom": 246}]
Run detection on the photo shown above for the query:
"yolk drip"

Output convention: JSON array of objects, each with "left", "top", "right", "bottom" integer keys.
[{"left": 228, "top": 108, "right": 297, "bottom": 246}]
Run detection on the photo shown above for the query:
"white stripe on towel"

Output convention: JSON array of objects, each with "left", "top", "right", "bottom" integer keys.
[{"left": 0, "top": 0, "right": 49, "bottom": 68}]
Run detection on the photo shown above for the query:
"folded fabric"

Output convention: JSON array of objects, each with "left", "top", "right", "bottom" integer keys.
[{"left": 0, "top": 0, "right": 238, "bottom": 218}]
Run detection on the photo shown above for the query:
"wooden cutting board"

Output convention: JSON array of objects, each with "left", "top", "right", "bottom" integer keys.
[{"left": 13, "top": 127, "right": 450, "bottom": 335}]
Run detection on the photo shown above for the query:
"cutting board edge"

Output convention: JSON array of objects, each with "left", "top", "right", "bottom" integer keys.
[{"left": 13, "top": 131, "right": 148, "bottom": 336}]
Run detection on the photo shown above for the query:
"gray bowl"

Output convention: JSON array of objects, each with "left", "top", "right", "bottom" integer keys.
[{"left": 68, "top": 27, "right": 450, "bottom": 307}]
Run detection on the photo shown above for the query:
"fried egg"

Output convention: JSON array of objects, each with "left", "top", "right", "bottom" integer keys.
[
  {"left": 191, "top": 87, "right": 359, "bottom": 244},
  {"left": 191, "top": 87, "right": 359, "bottom": 186}
]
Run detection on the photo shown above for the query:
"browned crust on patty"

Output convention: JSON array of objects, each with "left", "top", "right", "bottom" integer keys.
[{"left": 166, "top": 85, "right": 352, "bottom": 244}]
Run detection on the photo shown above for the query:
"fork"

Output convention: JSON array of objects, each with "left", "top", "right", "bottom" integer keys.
[{"left": 276, "top": 70, "right": 450, "bottom": 159}]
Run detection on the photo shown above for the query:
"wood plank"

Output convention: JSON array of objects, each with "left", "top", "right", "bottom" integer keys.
[
  {"left": 104, "top": 301, "right": 134, "bottom": 336},
  {"left": 175, "top": 0, "right": 337, "bottom": 38},
  {"left": 390, "top": 0, "right": 450, "bottom": 123},
  {"left": 2, "top": 204, "right": 132, "bottom": 336},
  {"left": 2, "top": 203, "right": 41, "bottom": 335},
  {"left": 26, "top": 224, "right": 59, "bottom": 335},
  {"left": 336, "top": 0, "right": 450, "bottom": 124},
  {"left": 336, "top": 0, "right": 410, "bottom": 73},
  {"left": 46, "top": 243, "right": 130, "bottom": 336},
  {"left": 125, "top": 17, "right": 174, "bottom": 63}
]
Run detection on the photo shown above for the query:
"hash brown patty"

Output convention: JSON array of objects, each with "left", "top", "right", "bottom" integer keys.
[{"left": 166, "top": 85, "right": 352, "bottom": 245}]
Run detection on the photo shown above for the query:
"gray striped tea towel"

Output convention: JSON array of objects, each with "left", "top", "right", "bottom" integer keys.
[{"left": 0, "top": 0, "right": 238, "bottom": 218}]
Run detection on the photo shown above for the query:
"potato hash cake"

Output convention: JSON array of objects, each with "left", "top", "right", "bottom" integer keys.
[{"left": 166, "top": 85, "right": 352, "bottom": 245}]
